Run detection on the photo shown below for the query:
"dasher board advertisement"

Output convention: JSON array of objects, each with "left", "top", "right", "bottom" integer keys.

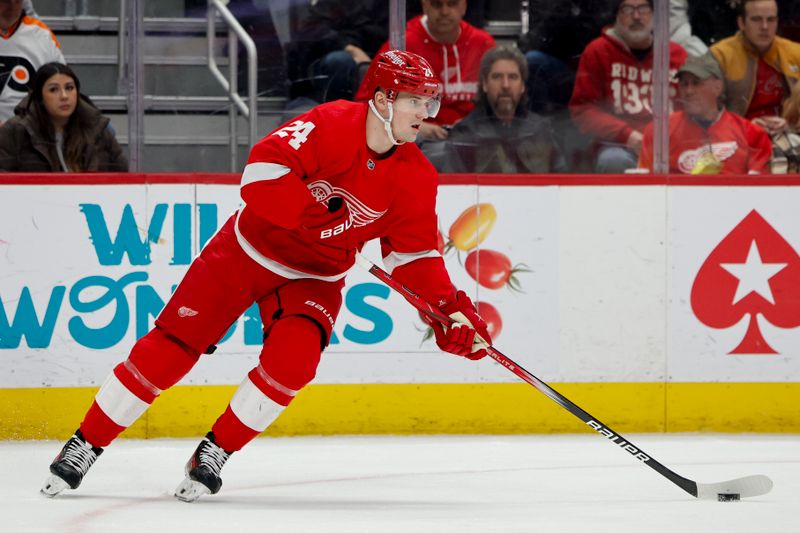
[{"left": 0, "top": 181, "right": 559, "bottom": 387}]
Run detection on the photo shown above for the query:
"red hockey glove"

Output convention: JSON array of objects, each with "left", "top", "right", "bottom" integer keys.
[
  {"left": 299, "top": 197, "right": 356, "bottom": 261},
  {"left": 425, "top": 290, "right": 492, "bottom": 360}
]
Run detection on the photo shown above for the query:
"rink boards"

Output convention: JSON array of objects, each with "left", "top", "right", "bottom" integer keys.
[{"left": 1, "top": 174, "right": 798, "bottom": 438}]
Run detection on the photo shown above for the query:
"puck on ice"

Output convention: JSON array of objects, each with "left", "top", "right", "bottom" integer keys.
[{"left": 717, "top": 493, "right": 740, "bottom": 502}]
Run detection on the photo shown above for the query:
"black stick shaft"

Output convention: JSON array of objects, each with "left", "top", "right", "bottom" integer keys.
[{"left": 356, "top": 254, "right": 699, "bottom": 498}]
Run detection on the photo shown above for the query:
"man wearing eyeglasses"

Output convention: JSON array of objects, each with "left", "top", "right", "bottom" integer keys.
[
  {"left": 710, "top": 0, "right": 800, "bottom": 137},
  {"left": 569, "top": 0, "right": 687, "bottom": 173}
]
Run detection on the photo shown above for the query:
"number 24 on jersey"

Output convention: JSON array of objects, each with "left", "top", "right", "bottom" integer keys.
[{"left": 273, "top": 120, "right": 316, "bottom": 150}]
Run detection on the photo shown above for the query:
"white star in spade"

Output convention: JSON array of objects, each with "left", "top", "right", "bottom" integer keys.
[{"left": 720, "top": 240, "right": 787, "bottom": 305}]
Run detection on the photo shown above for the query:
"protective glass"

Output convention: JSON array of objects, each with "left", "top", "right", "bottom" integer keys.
[{"left": 393, "top": 93, "right": 442, "bottom": 119}]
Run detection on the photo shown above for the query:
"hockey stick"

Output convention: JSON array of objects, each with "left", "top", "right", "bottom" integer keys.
[{"left": 355, "top": 253, "right": 773, "bottom": 501}]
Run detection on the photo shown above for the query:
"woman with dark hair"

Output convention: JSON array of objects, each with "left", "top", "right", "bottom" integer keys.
[{"left": 0, "top": 62, "right": 127, "bottom": 172}]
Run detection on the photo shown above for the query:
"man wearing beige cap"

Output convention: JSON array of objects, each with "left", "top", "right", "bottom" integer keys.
[{"left": 638, "top": 53, "right": 773, "bottom": 174}]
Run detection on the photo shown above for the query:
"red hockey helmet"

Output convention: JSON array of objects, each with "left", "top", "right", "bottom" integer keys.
[{"left": 365, "top": 50, "right": 442, "bottom": 104}]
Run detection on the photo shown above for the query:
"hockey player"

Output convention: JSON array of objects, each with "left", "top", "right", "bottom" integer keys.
[
  {"left": 355, "top": 0, "right": 496, "bottom": 141},
  {"left": 41, "top": 50, "right": 492, "bottom": 502}
]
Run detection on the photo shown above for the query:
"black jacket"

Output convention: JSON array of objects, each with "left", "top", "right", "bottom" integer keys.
[
  {"left": 442, "top": 103, "right": 566, "bottom": 174},
  {"left": 0, "top": 97, "right": 127, "bottom": 172}
]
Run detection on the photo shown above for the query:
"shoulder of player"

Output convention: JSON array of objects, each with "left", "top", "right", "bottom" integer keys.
[
  {"left": 278, "top": 100, "right": 366, "bottom": 142},
  {"left": 306, "top": 100, "right": 366, "bottom": 129}
]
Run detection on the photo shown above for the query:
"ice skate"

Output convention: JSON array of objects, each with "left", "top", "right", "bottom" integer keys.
[
  {"left": 174, "top": 432, "right": 232, "bottom": 502},
  {"left": 41, "top": 430, "right": 104, "bottom": 497}
]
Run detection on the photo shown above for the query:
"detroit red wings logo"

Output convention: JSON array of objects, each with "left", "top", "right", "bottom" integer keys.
[
  {"left": 691, "top": 210, "right": 800, "bottom": 354},
  {"left": 677, "top": 142, "right": 738, "bottom": 174},
  {"left": 306, "top": 180, "right": 386, "bottom": 228}
]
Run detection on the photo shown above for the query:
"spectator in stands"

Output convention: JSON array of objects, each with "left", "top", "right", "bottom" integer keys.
[
  {"left": 285, "top": 0, "right": 389, "bottom": 107},
  {"left": 0, "top": 0, "right": 65, "bottom": 123},
  {"left": 569, "top": 0, "right": 688, "bottom": 173},
  {"left": 774, "top": 81, "right": 800, "bottom": 172},
  {"left": 710, "top": 0, "right": 800, "bottom": 137},
  {"left": 356, "top": 0, "right": 496, "bottom": 141},
  {"left": 0, "top": 62, "right": 128, "bottom": 172},
  {"left": 782, "top": 82, "right": 800, "bottom": 132},
  {"left": 638, "top": 53, "right": 772, "bottom": 174},
  {"left": 518, "top": 0, "right": 617, "bottom": 114},
  {"left": 670, "top": 0, "right": 710, "bottom": 57},
  {"left": 687, "top": 0, "right": 800, "bottom": 48},
  {"left": 442, "top": 45, "right": 565, "bottom": 173}
]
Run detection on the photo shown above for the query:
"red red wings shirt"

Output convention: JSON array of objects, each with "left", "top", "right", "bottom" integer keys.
[
  {"left": 638, "top": 110, "right": 773, "bottom": 174},
  {"left": 356, "top": 16, "right": 495, "bottom": 126},
  {"left": 236, "top": 100, "right": 455, "bottom": 303},
  {"left": 569, "top": 29, "right": 687, "bottom": 144}
]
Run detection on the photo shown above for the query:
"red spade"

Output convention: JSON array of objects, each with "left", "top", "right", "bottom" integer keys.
[{"left": 691, "top": 210, "right": 800, "bottom": 354}]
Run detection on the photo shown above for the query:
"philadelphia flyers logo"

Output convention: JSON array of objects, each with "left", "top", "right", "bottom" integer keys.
[{"left": 0, "top": 55, "right": 36, "bottom": 93}]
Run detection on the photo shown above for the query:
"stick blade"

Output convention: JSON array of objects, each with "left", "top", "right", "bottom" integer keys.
[{"left": 696, "top": 474, "right": 773, "bottom": 500}]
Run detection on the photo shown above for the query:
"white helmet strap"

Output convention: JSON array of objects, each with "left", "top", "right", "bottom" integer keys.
[{"left": 368, "top": 99, "right": 403, "bottom": 146}]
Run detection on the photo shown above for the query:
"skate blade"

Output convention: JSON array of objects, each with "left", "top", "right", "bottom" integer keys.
[
  {"left": 41, "top": 475, "right": 70, "bottom": 498},
  {"left": 174, "top": 477, "right": 211, "bottom": 503}
]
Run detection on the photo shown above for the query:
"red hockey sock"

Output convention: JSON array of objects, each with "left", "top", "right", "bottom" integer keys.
[
  {"left": 79, "top": 401, "right": 126, "bottom": 448},
  {"left": 79, "top": 327, "right": 200, "bottom": 448},
  {"left": 212, "top": 317, "right": 322, "bottom": 452},
  {"left": 211, "top": 405, "right": 260, "bottom": 452}
]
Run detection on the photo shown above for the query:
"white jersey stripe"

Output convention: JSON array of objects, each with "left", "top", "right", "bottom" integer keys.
[
  {"left": 382, "top": 250, "right": 441, "bottom": 274},
  {"left": 240, "top": 162, "right": 292, "bottom": 187}
]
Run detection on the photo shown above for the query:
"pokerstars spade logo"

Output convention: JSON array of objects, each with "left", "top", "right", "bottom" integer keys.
[{"left": 690, "top": 210, "right": 800, "bottom": 354}]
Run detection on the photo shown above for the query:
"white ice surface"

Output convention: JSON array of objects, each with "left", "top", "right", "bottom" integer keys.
[{"left": 4, "top": 434, "right": 798, "bottom": 533}]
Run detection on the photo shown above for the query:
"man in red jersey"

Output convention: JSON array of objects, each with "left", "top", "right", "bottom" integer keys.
[
  {"left": 638, "top": 53, "right": 773, "bottom": 174},
  {"left": 355, "top": 0, "right": 495, "bottom": 141},
  {"left": 41, "top": 50, "right": 492, "bottom": 502},
  {"left": 569, "top": 0, "right": 687, "bottom": 173}
]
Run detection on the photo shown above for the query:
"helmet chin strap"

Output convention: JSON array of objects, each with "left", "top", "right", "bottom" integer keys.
[{"left": 369, "top": 99, "right": 404, "bottom": 145}]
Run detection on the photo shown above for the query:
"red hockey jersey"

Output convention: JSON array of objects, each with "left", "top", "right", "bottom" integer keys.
[
  {"left": 638, "top": 110, "right": 773, "bottom": 174},
  {"left": 569, "top": 28, "right": 687, "bottom": 144},
  {"left": 356, "top": 15, "right": 495, "bottom": 126},
  {"left": 236, "top": 100, "right": 455, "bottom": 304}
]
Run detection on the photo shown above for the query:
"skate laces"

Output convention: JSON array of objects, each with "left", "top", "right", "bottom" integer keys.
[
  {"left": 197, "top": 438, "right": 230, "bottom": 475},
  {"left": 61, "top": 435, "right": 98, "bottom": 475}
]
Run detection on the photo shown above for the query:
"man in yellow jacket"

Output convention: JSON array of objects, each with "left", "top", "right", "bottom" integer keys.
[{"left": 711, "top": 0, "right": 800, "bottom": 136}]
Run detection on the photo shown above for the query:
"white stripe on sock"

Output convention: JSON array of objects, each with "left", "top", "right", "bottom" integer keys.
[
  {"left": 229, "top": 376, "right": 285, "bottom": 432},
  {"left": 95, "top": 373, "right": 150, "bottom": 427}
]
